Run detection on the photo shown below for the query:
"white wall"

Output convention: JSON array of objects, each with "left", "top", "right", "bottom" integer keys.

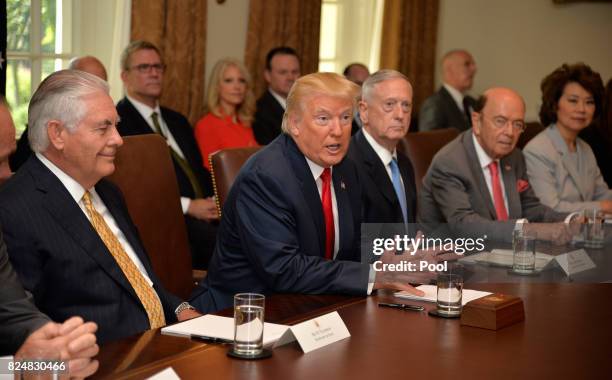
[
  {"left": 205, "top": 0, "right": 249, "bottom": 85},
  {"left": 437, "top": 0, "right": 612, "bottom": 121}
]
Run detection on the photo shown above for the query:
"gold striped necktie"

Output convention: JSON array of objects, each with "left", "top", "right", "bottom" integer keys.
[{"left": 82, "top": 191, "right": 166, "bottom": 329}]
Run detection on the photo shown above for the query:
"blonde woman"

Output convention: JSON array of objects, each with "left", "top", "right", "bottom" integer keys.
[{"left": 195, "top": 58, "right": 258, "bottom": 170}]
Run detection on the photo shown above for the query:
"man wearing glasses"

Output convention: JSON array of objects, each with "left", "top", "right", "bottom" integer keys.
[
  {"left": 117, "top": 41, "right": 218, "bottom": 269},
  {"left": 418, "top": 87, "right": 572, "bottom": 243}
]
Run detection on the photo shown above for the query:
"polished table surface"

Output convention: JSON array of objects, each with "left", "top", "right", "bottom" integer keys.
[{"left": 93, "top": 283, "right": 612, "bottom": 379}]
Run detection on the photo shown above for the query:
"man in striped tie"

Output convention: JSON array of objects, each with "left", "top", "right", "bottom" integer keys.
[{"left": 0, "top": 70, "right": 199, "bottom": 343}]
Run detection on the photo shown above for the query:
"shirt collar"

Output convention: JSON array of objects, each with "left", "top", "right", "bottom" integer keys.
[
  {"left": 305, "top": 157, "right": 332, "bottom": 182},
  {"left": 126, "top": 95, "right": 162, "bottom": 121},
  {"left": 362, "top": 128, "right": 396, "bottom": 166},
  {"left": 268, "top": 89, "right": 287, "bottom": 110},
  {"left": 471, "top": 132, "right": 496, "bottom": 169},
  {"left": 36, "top": 152, "right": 89, "bottom": 203},
  {"left": 443, "top": 82, "right": 465, "bottom": 111}
]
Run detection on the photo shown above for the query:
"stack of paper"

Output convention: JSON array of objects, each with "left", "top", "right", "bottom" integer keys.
[
  {"left": 461, "top": 249, "right": 553, "bottom": 270},
  {"left": 395, "top": 284, "right": 492, "bottom": 305},
  {"left": 161, "top": 314, "right": 289, "bottom": 347}
]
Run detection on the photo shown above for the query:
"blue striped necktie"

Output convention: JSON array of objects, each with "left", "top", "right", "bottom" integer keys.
[{"left": 389, "top": 158, "right": 408, "bottom": 224}]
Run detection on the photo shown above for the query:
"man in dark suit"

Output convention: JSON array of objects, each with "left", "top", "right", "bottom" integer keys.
[
  {"left": 252, "top": 46, "right": 301, "bottom": 145},
  {"left": 191, "top": 73, "right": 435, "bottom": 313},
  {"left": 116, "top": 40, "right": 218, "bottom": 269},
  {"left": 418, "top": 87, "right": 573, "bottom": 243},
  {"left": 419, "top": 50, "right": 477, "bottom": 132},
  {"left": 0, "top": 70, "right": 199, "bottom": 344},
  {"left": 347, "top": 70, "right": 417, "bottom": 226}
]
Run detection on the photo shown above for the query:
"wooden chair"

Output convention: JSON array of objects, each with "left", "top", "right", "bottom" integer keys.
[
  {"left": 398, "top": 128, "right": 460, "bottom": 190},
  {"left": 106, "top": 134, "right": 196, "bottom": 299},
  {"left": 209, "top": 146, "right": 261, "bottom": 216}
]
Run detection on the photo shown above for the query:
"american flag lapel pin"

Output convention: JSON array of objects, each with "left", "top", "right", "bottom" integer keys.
[
  {"left": 341, "top": 181, "right": 346, "bottom": 190},
  {"left": 504, "top": 164, "right": 511, "bottom": 171}
]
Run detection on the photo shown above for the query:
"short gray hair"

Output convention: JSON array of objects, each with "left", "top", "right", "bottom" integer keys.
[
  {"left": 361, "top": 69, "right": 411, "bottom": 103},
  {"left": 28, "top": 69, "right": 110, "bottom": 153}
]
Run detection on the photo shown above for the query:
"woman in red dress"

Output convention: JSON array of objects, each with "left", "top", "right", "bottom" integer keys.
[{"left": 195, "top": 58, "right": 258, "bottom": 170}]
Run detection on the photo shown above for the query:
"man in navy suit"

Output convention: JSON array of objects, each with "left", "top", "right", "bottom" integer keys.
[
  {"left": 0, "top": 70, "right": 199, "bottom": 343},
  {"left": 116, "top": 40, "right": 218, "bottom": 269},
  {"left": 347, "top": 70, "right": 417, "bottom": 227},
  {"left": 191, "top": 73, "right": 430, "bottom": 313},
  {"left": 252, "top": 46, "right": 301, "bottom": 145}
]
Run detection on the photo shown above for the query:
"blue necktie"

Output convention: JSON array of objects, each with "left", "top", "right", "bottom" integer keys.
[{"left": 390, "top": 158, "right": 408, "bottom": 224}]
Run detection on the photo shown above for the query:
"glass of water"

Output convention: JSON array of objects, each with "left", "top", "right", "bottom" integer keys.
[
  {"left": 233, "top": 293, "right": 265, "bottom": 356},
  {"left": 583, "top": 209, "right": 604, "bottom": 249},
  {"left": 436, "top": 274, "right": 463, "bottom": 316},
  {"left": 513, "top": 233, "right": 536, "bottom": 273}
]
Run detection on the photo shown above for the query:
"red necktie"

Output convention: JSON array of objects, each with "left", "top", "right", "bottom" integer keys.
[
  {"left": 487, "top": 161, "right": 508, "bottom": 221},
  {"left": 320, "top": 168, "right": 335, "bottom": 260}
]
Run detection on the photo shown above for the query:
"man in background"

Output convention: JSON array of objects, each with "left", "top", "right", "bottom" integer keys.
[
  {"left": 252, "top": 46, "right": 301, "bottom": 145},
  {"left": 117, "top": 40, "right": 218, "bottom": 269},
  {"left": 343, "top": 62, "right": 370, "bottom": 86},
  {"left": 419, "top": 49, "right": 477, "bottom": 131}
]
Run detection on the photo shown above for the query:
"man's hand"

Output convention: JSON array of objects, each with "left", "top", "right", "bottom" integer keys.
[
  {"left": 187, "top": 197, "right": 219, "bottom": 221},
  {"left": 15, "top": 317, "right": 99, "bottom": 379},
  {"left": 177, "top": 308, "right": 202, "bottom": 321},
  {"left": 524, "top": 222, "right": 573, "bottom": 245}
]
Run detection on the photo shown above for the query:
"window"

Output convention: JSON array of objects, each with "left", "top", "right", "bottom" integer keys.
[
  {"left": 318, "top": 0, "right": 385, "bottom": 74},
  {"left": 6, "top": 0, "right": 73, "bottom": 136}
]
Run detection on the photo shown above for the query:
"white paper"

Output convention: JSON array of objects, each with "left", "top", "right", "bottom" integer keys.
[
  {"left": 461, "top": 249, "right": 554, "bottom": 270},
  {"left": 161, "top": 314, "right": 289, "bottom": 347},
  {"left": 395, "top": 285, "right": 492, "bottom": 306},
  {"left": 554, "top": 249, "right": 596, "bottom": 276},
  {"left": 274, "top": 311, "right": 350, "bottom": 354},
  {"left": 146, "top": 367, "right": 181, "bottom": 380}
]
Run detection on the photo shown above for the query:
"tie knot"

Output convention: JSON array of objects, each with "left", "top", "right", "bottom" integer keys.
[
  {"left": 320, "top": 168, "right": 331, "bottom": 183},
  {"left": 151, "top": 111, "right": 158, "bottom": 120},
  {"left": 390, "top": 157, "right": 399, "bottom": 169},
  {"left": 488, "top": 161, "right": 499, "bottom": 175},
  {"left": 82, "top": 191, "right": 93, "bottom": 208}
]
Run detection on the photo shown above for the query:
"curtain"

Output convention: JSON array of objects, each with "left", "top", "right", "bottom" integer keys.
[
  {"left": 130, "top": 0, "right": 207, "bottom": 125},
  {"left": 245, "top": 0, "right": 322, "bottom": 98},
  {"left": 108, "top": 0, "right": 132, "bottom": 103},
  {"left": 379, "top": 0, "right": 439, "bottom": 113}
]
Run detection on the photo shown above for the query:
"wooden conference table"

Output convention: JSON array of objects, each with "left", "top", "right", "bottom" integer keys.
[{"left": 93, "top": 283, "right": 612, "bottom": 379}]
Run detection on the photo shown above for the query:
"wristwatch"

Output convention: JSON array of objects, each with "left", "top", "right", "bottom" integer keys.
[{"left": 175, "top": 302, "right": 196, "bottom": 316}]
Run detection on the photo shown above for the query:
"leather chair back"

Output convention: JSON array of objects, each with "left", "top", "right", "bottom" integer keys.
[
  {"left": 209, "top": 147, "right": 261, "bottom": 215},
  {"left": 398, "top": 128, "right": 460, "bottom": 190},
  {"left": 106, "top": 134, "right": 194, "bottom": 299},
  {"left": 517, "top": 122, "right": 544, "bottom": 150}
]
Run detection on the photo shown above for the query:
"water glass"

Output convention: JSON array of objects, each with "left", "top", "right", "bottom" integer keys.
[
  {"left": 436, "top": 274, "right": 463, "bottom": 316},
  {"left": 513, "top": 233, "right": 536, "bottom": 273},
  {"left": 233, "top": 293, "right": 265, "bottom": 356},
  {"left": 583, "top": 209, "right": 604, "bottom": 249}
]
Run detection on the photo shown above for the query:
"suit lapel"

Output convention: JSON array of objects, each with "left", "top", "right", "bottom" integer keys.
[
  {"left": 440, "top": 87, "right": 467, "bottom": 127},
  {"left": 30, "top": 159, "right": 141, "bottom": 303},
  {"left": 500, "top": 156, "right": 521, "bottom": 219},
  {"left": 118, "top": 98, "right": 155, "bottom": 135},
  {"left": 547, "top": 126, "right": 587, "bottom": 201},
  {"left": 284, "top": 136, "right": 326, "bottom": 256},
  {"left": 463, "top": 132, "right": 498, "bottom": 220},
  {"left": 397, "top": 154, "right": 415, "bottom": 223},
  {"left": 332, "top": 164, "right": 354, "bottom": 259},
  {"left": 355, "top": 131, "right": 397, "bottom": 205}
]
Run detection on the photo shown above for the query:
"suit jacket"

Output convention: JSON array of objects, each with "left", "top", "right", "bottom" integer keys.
[
  {"left": 418, "top": 130, "right": 566, "bottom": 242},
  {"left": 190, "top": 134, "right": 370, "bottom": 312},
  {"left": 419, "top": 87, "right": 475, "bottom": 132},
  {"left": 0, "top": 157, "right": 183, "bottom": 343},
  {"left": 347, "top": 130, "right": 417, "bottom": 225},
  {"left": 0, "top": 230, "right": 49, "bottom": 355},
  {"left": 252, "top": 90, "right": 285, "bottom": 145},
  {"left": 116, "top": 98, "right": 214, "bottom": 198},
  {"left": 523, "top": 124, "right": 612, "bottom": 213}
]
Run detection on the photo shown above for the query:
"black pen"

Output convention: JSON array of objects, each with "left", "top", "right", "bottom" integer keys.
[
  {"left": 378, "top": 302, "right": 424, "bottom": 312},
  {"left": 190, "top": 334, "right": 234, "bottom": 344}
]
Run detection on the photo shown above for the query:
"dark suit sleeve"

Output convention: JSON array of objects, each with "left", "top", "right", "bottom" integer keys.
[
  {"left": 418, "top": 96, "right": 445, "bottom": 132},
  {"left": 252, "top": 109, "right": 279, "bottom": 145},
  {"left": 0, "top": 230, "right": 49, "bottom": 355},
  {"left": 234, "top": 171, "right": 369, "bottom": 295}
]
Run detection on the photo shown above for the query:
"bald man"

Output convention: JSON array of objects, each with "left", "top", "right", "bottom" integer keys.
[
  {"left": 68, "top": 55, "right": 108, "bottom": 81},
  {"left": 419, "top": 50, "right": 477, "bottom": 131},
  {"left": 418, "top": 88, "right": 572, "bottom": 243}
]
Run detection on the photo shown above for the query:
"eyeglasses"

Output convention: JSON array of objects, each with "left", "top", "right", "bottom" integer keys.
[
  {"left": 487, "top": 116, "right": 525, "bottom": 132},
  {"left": 381, "top": 99, "right": 411, "bottom": 113},
  {"left": 129, "top": 63, "right": 166, "bottom": 73}
]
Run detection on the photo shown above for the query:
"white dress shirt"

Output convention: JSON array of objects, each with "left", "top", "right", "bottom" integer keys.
[
  {"left": 36, "top": 153, "right": 158, "bottom": 292},
  {"left": 443, "top": 82, "right": 467, "bottom": 113},
  {"left": 268, "top": 89, "right": 287, "bottom": 110},
  {"left": 472, "top": 133, "right": 510, "bottom": 213},
  {"left": 126, "top": 95, "right": 191, "bottom": 213}
]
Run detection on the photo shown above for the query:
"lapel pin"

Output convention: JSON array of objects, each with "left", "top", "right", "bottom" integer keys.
[
  {"left": 504, "top": 165, "right": 511, "bottom": 171},
  {"left": 341, "top": 181, "right": 346, "bottom": 190}
]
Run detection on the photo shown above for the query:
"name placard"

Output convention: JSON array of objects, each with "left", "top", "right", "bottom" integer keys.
[
  {"left": 274, "top": 311, "right": 350, "bottom": 353},
  {"left": 554, "top": 249, "right": 596, "bottom": 276}
]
